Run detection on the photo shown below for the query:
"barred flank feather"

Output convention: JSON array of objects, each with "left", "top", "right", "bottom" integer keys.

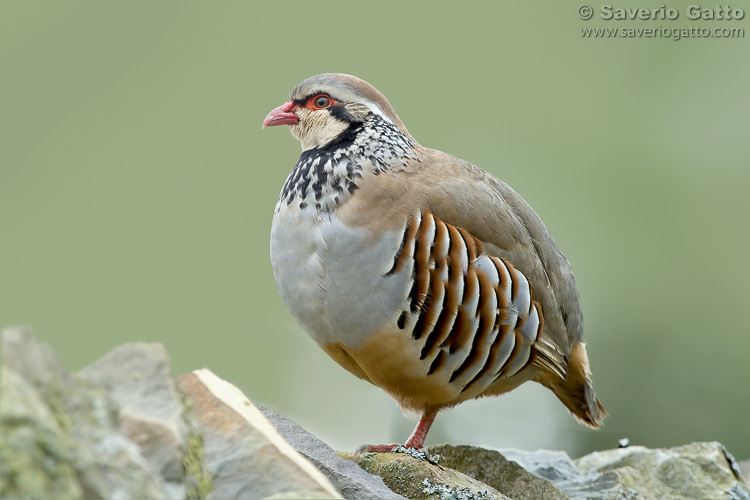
[{"left": 392, "top": 211, "right": 558, "bottom": 397}]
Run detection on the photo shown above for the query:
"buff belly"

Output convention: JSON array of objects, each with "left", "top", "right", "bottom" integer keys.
[{"left": 321, "top": 331, "right": 475, "bottom": 412}]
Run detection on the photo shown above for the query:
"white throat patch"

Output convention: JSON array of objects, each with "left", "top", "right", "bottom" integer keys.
[{"left": 289, "top": 108, "right": 349, "bottom": 151}]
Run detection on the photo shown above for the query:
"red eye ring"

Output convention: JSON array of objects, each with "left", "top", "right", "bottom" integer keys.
[{"left": 307, "top": 94, "right": 336, "bottom": 110}]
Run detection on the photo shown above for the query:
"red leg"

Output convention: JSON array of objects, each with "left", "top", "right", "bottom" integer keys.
[
  {"left": 357, "top": 411, "right": 436, "bottom": 453},
  {"left": 404, "top": 412, "right": 436, "bottom": 449}
]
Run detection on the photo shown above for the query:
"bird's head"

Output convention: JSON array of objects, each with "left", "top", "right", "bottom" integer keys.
[{"left": 263, "top": 73, "right": 413, "bottom": 151}]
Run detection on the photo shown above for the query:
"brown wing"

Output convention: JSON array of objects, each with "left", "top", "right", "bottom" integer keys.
[
  {"left": 335, "top": 147, "right": 605, "bottom": 425},
  {"left": 411, "top": 146, "right": 583, "bottom": 352}
]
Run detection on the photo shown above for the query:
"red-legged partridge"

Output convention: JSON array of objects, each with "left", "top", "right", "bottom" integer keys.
[{"left": 264, "top": 74, "right": 606, "bottom": 451}]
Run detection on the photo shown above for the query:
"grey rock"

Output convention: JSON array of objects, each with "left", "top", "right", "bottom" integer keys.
[
  {"left": 740, "top": 460, "right": 750, "bottom": 485},
  {"left": 176, "top": 369, "right": 341, "bottom": 499},
  {"left": 2, "top": 326, "right": 73, "bottom": 402},
  {"left": 429, "top": 444, "right": 568, "bottom": 500},
  {"left": 258, "top": 404, "right": 405, "bottom": 500},
  {"left": 4, "top": 326, "right": 747, "bottom": 500},
  {"left": 79, "top": 342, "right": 195, "bottom": 498},
  {"left": 1, "top": 366, "right": 84, "bottom": 499},
  {"left": 503, "top": 442, "right": 750, "bottom": 500},
  {"left": 1, "top": 326, "right": 165, "bottom": 499},
  {"left": 340, "top": 450, "right": 511, "bottom": 500},
  {"left": 501, "top": 448, "right": 610, "bottom": 499}
]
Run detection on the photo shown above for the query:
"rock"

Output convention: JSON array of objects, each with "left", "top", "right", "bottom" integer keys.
[
  {"left": 79, "top": 342, "right": 206, "bottom": 499},
  {"left": 0, "top": 326, "right": 165, "bottom": 499},
  {"left": 176, "top": 369, "right": 341, "bottom": 499},
  {"left": 575, "top": 442, "right": 748, "bottom": 500},
  {"left": 501, "top": 447, "right": 614, "bottom": 499},
  {"left": 4, "top": 326, "right": 747, "bottom": 500},
  {"left": 258, "top": 404, "right": 405, "bottom": 500},
  {"left": 429, "top": 444, "right": 569, "bottom": 500},
  {"left": 1, "top": 366, "right": 83, "bottom": 499},
  {"left": 503, "top": 442, "right": 750, "bottom": 500},
  {"left": 339, "top": 450, "right": 511, "bottom": 500},
  {"left": 740, "top": 460, "right": 750, "bottom": 485}
]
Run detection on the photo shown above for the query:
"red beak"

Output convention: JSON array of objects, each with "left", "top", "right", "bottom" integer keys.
[{"left": 262, "top": 100, "right": 299, "bottom": 128}]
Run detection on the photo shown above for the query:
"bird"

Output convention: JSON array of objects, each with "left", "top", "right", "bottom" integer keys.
[{"left": 263, "top": 73, "right": 606, "bottom": 452}]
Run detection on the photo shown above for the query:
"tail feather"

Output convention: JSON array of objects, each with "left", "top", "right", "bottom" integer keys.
[{"left": 537, "top": 342, "right": 607, "bottom": 428}]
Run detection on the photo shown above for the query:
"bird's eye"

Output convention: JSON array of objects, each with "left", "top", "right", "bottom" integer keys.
[{"left": 312, "top": 95, "right": 331, "bottom": 109}]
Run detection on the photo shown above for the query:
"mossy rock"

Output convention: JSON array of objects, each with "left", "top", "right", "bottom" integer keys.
[
  {"left": 339, "top": 450, "right": 510, "bottom": 500},
  {"left": 429, "top": 444, "right": 569, "bottom": 500}
]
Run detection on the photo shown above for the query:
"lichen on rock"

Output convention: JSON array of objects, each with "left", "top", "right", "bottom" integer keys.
[{"left": 339, "top": 450, "right": 511, "bottom": 500}]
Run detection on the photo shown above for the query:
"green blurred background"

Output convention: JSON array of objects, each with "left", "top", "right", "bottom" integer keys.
[{"left": 2, "top": 1, "right": 748, "bottom": 459}]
